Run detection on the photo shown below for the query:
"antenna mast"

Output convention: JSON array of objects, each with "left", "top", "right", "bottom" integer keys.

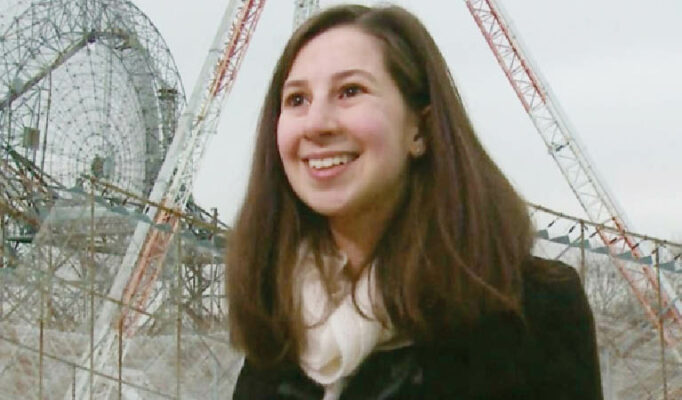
[{"left": 464, "top": 0, "right": 682, "bottom": 352}]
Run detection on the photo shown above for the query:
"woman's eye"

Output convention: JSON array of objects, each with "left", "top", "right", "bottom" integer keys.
[
  {"left": 284, "top": 93, "right": 305, "bottom": 107},
  {"left": 340, "top": 84, "right": 363, "bottom": 99}
]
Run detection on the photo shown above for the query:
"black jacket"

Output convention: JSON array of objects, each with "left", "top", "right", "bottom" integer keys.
[{"left": 233, "top": 258, "right": 603, "bottom": 399}]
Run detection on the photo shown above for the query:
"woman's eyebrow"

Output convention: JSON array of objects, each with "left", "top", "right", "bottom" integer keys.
[
  {"left": 283, "top": 69, "right": 377, "bottom": 90},
  {"left": 282, "top": 79, "right": 306, "bottom": 91},
  {"left": 331, "top": 69, "right": 377, "bottom": 83}
]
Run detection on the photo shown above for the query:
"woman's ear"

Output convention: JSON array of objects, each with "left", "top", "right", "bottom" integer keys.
[
  {"left": 409, "top": 106, "right": 431, "bottom": 158},
  {"left": 409, "top": 135, "right": 425, "bottom": 157}
]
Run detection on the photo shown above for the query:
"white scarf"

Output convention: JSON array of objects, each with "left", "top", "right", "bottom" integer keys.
[{"left": 296, "top": 246, "right": 397, "bottom": 399}]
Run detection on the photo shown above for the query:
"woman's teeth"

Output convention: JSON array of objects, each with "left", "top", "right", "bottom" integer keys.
[{"left": 308, "top": 154, "right": 355, "bottom": 169}]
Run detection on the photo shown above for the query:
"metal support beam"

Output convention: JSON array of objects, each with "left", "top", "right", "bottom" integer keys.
[
  {"left": 293, "top": 0, "right": 319, "bottom": 28},
  {"left": 66, "top": 1, "right": 266, "bottom": 398},
  {"left": 465, "top": 0, "right": 682, "bottom": 356}
]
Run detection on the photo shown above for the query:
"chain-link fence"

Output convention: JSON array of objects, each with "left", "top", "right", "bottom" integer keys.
[{"left": 1, "top": 182, "right": 241, "bottom": 400}]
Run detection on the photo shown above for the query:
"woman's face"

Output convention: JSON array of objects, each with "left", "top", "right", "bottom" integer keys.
[{"left": 277, "top": 25, "right": 419, "bottom": 221}]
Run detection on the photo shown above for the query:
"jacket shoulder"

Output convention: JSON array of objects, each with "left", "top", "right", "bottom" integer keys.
[
  {"left": 521, "top": 257, "right": 592, "bottom": 323},
  {"left": 233, "top": 358, "right": 323, "bottom": 399},
  {"left": 521, "top": 257, "right": 603, "bottom": 400}
]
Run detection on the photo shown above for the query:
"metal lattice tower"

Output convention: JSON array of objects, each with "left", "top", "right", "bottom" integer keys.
[
  {"left": 1, "top": 1, "right": 681, "bottom": 399},
  {"left": 67, "top": 0, "right": 265, "bottom": 398},
  {"left": 464, "top": 0, "right": 682, "bottom": 356},
  {"left": 294, "top": 0, "right": 319, "bottom": 27}
]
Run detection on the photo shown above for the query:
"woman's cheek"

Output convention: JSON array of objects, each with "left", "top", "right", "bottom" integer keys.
[{"left": 276, "top": 121, "right": 297, "bottom": 159}]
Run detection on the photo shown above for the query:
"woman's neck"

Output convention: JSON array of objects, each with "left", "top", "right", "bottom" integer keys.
[{"left": 328, "top": 200, "right": 398, "bottom": 275}]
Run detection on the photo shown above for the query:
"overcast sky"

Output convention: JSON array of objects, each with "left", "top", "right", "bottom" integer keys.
[{"left": 132, "top": 0, "right": 682, "bottom": 241}]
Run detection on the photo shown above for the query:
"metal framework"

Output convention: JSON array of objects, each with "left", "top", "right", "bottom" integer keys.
[
  {"left": 67, "top": 0, "right": 266, "bottom": 398},
  {"left": 1, "top": 0, "right": 680, "bottom": 398},
  {"left": 531, "top": 203, "right": 682, "bottom": 398},
  {"left": 0, "top": 0, "right": 185, "bottom": 299},
  {"left": 0, "top": 0, "right": 184, "bottom": 198},
  {"left": 464, "top": 0, "right": 682, "bottom": 353},
  {"left": 294, "top": 0, "right": 319, "bottom": 27},
  {"left": 0, "top": 179, "right": 233, "bottom": 399}
]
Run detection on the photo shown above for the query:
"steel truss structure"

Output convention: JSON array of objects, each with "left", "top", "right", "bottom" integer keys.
[
  {"left": 532, "top": 205, "right": 682, "bottom": 399},
  {"left": 1, "top": 0, "right": 681, "bottom": 399},
  {"left": 0, "top": 180, "right": 236, "bottom": 399},
  {"left": 2, "top": 184, "right": 679, "bottom": 398},
  {"left": 464, "top": 0, "right": 682, "bottom": 359},
  {"left": 0, "top": 0, "right": 184, "bottom": 196},
  {"left": 67, "top": 0, "right": 265, "bottom": 398},
  {"left": 0, "top": 0, "right": 185, "bottom": 270},
  {"left": 293, "top": 0, "right": 319, "bottom": 27}
]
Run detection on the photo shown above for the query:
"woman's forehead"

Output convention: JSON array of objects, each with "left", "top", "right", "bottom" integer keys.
[{"left": 285, "top": 25, "right": 386, "bottom": 83}]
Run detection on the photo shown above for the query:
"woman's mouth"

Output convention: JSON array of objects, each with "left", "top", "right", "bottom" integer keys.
[
  {"left": 307, "top": 154, "right": 357, "bottom": 170},
  {"left": 303, "top": 153, "right": 359, "bottom": 178}
]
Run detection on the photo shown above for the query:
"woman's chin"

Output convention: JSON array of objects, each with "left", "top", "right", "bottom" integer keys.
[
  {"left": 304, "top": 198, "right": 354, "bottom": 219},
  {"left": 308, "top": 203, "right": 347, "bottom": 218}
]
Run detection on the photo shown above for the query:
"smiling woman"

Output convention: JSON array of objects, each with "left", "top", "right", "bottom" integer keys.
[
  {"left": 226, "top": 4, "right": 603, "bottom": 400},
  {"left": 277, "top": 25, "right": 422, "bottom": 263}
]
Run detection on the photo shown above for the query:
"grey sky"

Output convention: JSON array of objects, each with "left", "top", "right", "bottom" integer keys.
[{"left": 133, "top": 0, "right": 682, "bottom": 240}]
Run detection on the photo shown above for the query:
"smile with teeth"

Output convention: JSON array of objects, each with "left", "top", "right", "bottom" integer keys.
[{"left": 307, "top": 154, "right": 356, "bottom": 170}]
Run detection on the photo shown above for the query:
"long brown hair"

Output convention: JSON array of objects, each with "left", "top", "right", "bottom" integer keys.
[{"left": 226, "top": 4, "right": 534, "bottom": 366}]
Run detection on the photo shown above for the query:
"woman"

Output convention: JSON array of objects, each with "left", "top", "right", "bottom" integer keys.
[{"left": 227, "top": 4, "right": 602, "bottom": 399}]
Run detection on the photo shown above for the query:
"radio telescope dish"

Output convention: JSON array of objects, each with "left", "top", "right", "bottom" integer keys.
[{"left": 0, "top": 0, "right": 186, "bottom": 197}]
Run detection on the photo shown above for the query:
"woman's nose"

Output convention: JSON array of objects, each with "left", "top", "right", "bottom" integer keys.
[{"left": 303, "top": 100, "right": 338, "bottom": 139}]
